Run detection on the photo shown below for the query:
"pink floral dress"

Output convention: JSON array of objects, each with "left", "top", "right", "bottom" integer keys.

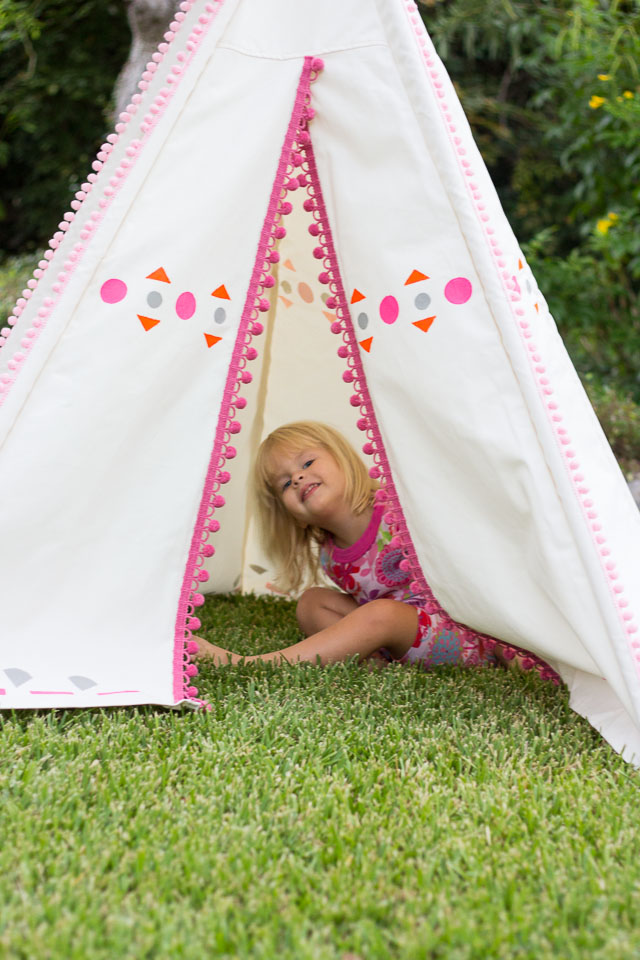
[{"left": 319, "top": 503, "right": 496, "bottom": 667}]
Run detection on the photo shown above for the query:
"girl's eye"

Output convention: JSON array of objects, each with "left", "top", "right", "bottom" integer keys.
[
  {"left": 282, "top": 479, "right": 291, "bottom": 491},
  {"left": 303, "top": 459, "right": 314, "bottom": 469}
]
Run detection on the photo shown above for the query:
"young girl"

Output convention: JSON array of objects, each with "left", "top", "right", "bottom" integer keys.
[{"left": 195, "top": 421, "right": 499, "bottom": 669}]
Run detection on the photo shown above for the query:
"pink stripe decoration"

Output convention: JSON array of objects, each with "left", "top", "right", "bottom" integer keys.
[
  {"left": 30, "top": 690, "right": 74, "bottom": 696},
  {"left": 400, "top": 0, "right": 638, "bottom": 680},
  {"left": 173, "top": 56, "right": 324, "bottom": 702},
  {"left": 97, "top": 690, "right": 141, "bottom": 696}
]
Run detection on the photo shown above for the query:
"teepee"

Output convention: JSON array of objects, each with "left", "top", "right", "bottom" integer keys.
[{"left": 1, "top": 0, "right": 639, "bottom": 761}]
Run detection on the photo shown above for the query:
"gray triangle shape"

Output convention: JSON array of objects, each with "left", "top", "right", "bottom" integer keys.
[
  {"left": 5, "top": 668, "right": 32, "bottom": 687},
  {"left": 69, "top": 675, "right": 97, "bottom": 691}
]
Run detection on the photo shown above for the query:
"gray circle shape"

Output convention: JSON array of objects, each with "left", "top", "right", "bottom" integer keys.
[
  {"left": 147, "top": 290, "right": 163, "bottom": 308},
  {"left": 414, "top": 293, "right": 431, "bottom": 310},
  {"left": 357, "top": 312, "right": 369, "bottom": 330},
  {"left": 214, "top": 307, "right": 226, "bottom": 324},
  {"left": 281, "top": 280, "right": 292, "bottom": 294}
]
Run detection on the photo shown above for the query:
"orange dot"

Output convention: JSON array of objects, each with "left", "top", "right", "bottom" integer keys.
[{"left": 298, "top": 282, "right": 314, "bottom": 303}]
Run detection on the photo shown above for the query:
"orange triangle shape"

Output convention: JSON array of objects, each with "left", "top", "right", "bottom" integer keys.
[
  {"left": 146, "top": 267, "right": 171, "bottom": 284},
  {"left": 534, "top": 302, "right": 539, "bottom": 312},
  {"left": 279, "top": 296, "right": 293, "bottom": 309},
  {"left": 204, "top": 333, "right": 222, "bottom": 348},
  {"left": 283, "top": 259, "right": 295, "bottom": 271},
  {"left": 322, "top": 311, "right": 336, "bottom": 323},
  {"left": 138, "top": 314, "right": 160, "bottom": 331},
  {"left": 405, "top": 269, "right": 429, "bottom": 285},
  {"left": 359, "top": 337, "right": 373, "bottom": 352},
  {"left": 211, "top": 284, "right": 230, "bottom": 300},
  {"left": 351, "top": 289, "right": 365, "bottom": 304},
  {"left": 518, "top": 259, "right": 524, "bottom": 270},
  {"left": 413, "top": 316, "right": 435, "bottom": 333}
]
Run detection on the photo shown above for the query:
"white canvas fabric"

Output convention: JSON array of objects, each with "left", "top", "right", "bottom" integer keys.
[{"left": 1, "top": 0, "right": 639, "bottom": 762}]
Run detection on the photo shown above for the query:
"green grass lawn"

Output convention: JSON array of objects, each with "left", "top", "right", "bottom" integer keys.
[{"left": 1, "top": 594, "right": 639, "bottom": 959}]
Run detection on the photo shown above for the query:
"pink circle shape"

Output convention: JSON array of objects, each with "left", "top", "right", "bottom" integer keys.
[
  {"left": 176, "top": 291, "right": 196, "bottom": 319},
  {"left": 379, "top": 295, "right": 399, "bottom": 325},
  {"left": 100, "top": 278, "right": 127, "bottom": 304},
  {"left": 444, "top": 277, "right": 472, "bottom": 305}
]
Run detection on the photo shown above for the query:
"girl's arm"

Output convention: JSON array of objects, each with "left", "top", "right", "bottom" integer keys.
[{"left": 195, "top": 597, "right": 418, "bottom": 666}]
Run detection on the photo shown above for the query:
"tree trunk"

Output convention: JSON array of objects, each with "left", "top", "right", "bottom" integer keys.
[{"left": 113, "top": 0, "right": 176, "bottom": 117}]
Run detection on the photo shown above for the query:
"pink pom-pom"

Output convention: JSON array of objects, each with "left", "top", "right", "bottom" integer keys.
[
  {"left": 280, "top": 201, "right": 293, "bottom": 215},
  {"left": 245, "top": 348, "right": 258, "bottom": 361},
  {"left": 312, "top": 246, "right": 324, "bottom": 260},
  {"left": 369, "top": 466, "right": 381, "bottom": 479},
  {"left": 197, "top": 569, "right": 210, "bottom": 583},
  {"left": 186, "top": 663, "right": 198, "bottom": 677},
  {"left": 228, "top": 421, "right": 241, "bottom": 434},
  {"left": 213, "top": 494, "right": 226, "bottom": 507},
  {"left": 303, "top": 198, "right": 315, "bottom": 212},
  {"left": 202, "top": 544, "right": 215, "bottom": 558},
  {"left": 363, "top": 443, "right": 375, "bottom": 455},
  {"left": 399, "top": 559, "right": 411, "bottom": 572},
  {"left": 274, "top": 226, "right": 286, "bottom": 240},
  {"left": 299, "top": 131, "right": 311, "bottom": 146},
  {"left": 225, "top": 445, "right": 237, "bottom": 458},
  {"left": 218, "top": 470, "right": 231, "bottom": 484},
  {"left": 268, "top": 250, "right": 280, "bottom": 264},
  {"left": 251, "top": 322, "right": 264, "bottom": 336},
  {"left": 192, "top": 593, "right": 205, "bottom": 607},
  {"left": 186, "top": 640, "right": 199, "bottom": 654},
  {"left": 410, "top": 581, "right": 422, "bottom": 593},
  {"left": 235, "top": 396, "right": 247, "bottom": 410},
  {"left": 286, "top": 177, "right": 299, "bottom": 191},
  {"left": 342, "top": 370, "right": 354, "bottom": 383},
  {"left": 240, "top": 370, "right": 253, "bottom": 384},
  {"left": 263, "top": 275, "right": 275, "bottom": 289},
  {"left": 209, "top": 518, "right": 221, "bottom": 532},
  {"left": 258, "top": 298, "right": 270, "bottom": 312},
  {"left": 357, "top": 418, "right": 367, "bottom": 431},
  {"left": 187, "top": 617, "right": 201, "bottom": 632},
  {"left": 318, "top": 272, "right": 331, "bottom": 284},
  {"left": 326, "top": 297, "right": 337, "bottom": 309},
  {"left": 186, "top": 686, "right": 198, "bottom": 698},
  {"left": 311, "top": 58, "right": 325, "bottom": 71},
  {"left": 520, "top": 658, "right": 535, "bottom": 671},
  {"left": 350, "top": 394, "right": 361, "bottom": 407},
  {"left": 337, "top": 345, "right": 348, "bottom": 358},
  {"left": 330, "top": 322, "right": 342, "bottom": 334},
  {"left": 500, "top": 646, "right": 516, "bottom": 661},
  {"left": 306, "top": 107, "right": 316, "bottom": 120}
]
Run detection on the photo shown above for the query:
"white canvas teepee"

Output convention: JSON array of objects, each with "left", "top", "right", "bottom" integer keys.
[{"left": 1, "top": 0, "right": 640, "bottom": 761}]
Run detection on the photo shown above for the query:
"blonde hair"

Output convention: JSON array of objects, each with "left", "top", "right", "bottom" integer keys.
[{"left": 252, "top": 421, "right": 377, "bottom": 594}]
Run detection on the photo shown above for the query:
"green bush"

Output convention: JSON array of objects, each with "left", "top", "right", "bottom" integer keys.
[{"left": 0, "top": 0, "right": 128, "bottom": 253}]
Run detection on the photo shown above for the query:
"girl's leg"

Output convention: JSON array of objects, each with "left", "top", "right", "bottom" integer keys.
[
  {"left": 295, "top": 587, "right": 358, "bottom": 636},
  {"left": 196, "top": 597, "right": 418, "bottom": 666}
]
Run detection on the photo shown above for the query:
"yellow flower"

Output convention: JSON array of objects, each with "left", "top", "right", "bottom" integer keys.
[
  {"left": 589, "top": 95, "right": 606, "bottom": 109},
  {"left": 623, "top": 90, "right": 634, "bottom": 99},
  {"left": 596, "top": 219, "right": 612, "bottom": 235},
  {"left": 598, "top": 74, "right": 611, "bottom": 81},
  {"left": 607, "top": 212, "right": 619, "bottom": 222}
]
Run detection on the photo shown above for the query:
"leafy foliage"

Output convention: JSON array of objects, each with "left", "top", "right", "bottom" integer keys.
[{"left": 0, "top": 0, "right": 128, "bottom": 254}]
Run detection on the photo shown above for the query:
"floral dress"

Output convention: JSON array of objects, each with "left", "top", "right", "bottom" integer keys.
[{"left": 319, "top": 503, "right": 496, "bottom": 667}]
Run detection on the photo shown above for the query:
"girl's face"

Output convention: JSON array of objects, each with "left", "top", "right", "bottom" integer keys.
[{"left": 270, "top": 445, "right": 347, "bottom": 527}]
